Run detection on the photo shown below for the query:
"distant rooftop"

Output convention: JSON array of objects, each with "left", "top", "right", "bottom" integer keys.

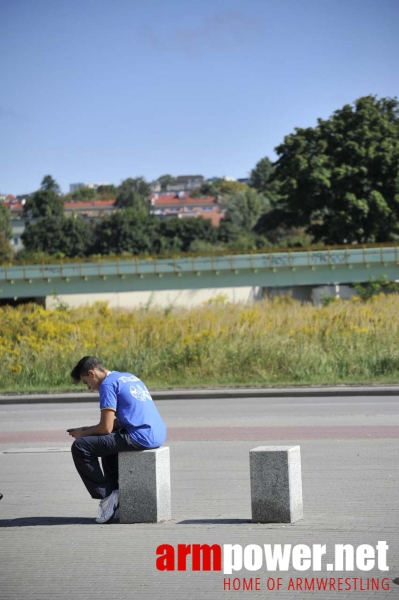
[{"left": 175, "top": 175, "right": 204, "bottom": 182}]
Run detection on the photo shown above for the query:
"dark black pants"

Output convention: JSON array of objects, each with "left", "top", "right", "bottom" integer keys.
[{"left": 71, "top": 428, "right": 144, "bottom": 500}]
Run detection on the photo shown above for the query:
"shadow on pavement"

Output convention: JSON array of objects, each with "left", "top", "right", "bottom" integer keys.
[
  {"left": 177, "top": 518, "right": 252, "bottom": 525},
  {"left": 0, "top": 516, "right": 94, "bottom": 527}
]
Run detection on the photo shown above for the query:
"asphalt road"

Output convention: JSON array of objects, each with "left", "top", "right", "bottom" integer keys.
[{"left": 1, "top": 394, "right": 399, "bottom": 448}]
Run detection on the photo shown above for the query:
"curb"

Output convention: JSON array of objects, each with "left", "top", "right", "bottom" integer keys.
[{"left": 0, "top": 386, "right": 399, "bottom": 404}]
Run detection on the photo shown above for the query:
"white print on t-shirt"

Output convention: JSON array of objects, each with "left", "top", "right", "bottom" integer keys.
[
  {"left": 118, "top": 375, "right": 140, "bottom": 383},
  {"left": 130, "top": 385, "right": 152, "bottom": 402}
]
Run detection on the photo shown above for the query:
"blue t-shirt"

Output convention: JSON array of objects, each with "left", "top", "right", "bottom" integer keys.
[{"left": 99, "top": 371, "right": 166, "bottom": 448}]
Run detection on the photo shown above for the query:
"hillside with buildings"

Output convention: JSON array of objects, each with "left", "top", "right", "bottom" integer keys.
[{"left": 1, "top": 174, "right": 235, "bottom": 254}]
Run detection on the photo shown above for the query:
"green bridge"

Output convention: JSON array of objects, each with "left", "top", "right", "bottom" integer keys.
[{"left": 1, "top": 245, "right": 398, "bottom": 300}]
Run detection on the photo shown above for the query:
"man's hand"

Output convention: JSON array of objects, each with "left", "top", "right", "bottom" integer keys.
[
  {"left": 67, "top": 427, "right": 89, "bottom": 439},
  {"left": 67, "top": 410, "right": 116, "bottom": 438}
]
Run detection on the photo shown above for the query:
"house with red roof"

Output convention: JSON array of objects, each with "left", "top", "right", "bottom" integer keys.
[
  {"left": 148, "top": 192, "right": 225, "bottom": 227},
  {"left": 4, "top": 191, "right": 225, "bottom": 254},
  {"left": 3, "top": 198, "right": 117, "bottom": 252},
  {"left": 64, "top": 199, "right": 116, "bottom": 218}
]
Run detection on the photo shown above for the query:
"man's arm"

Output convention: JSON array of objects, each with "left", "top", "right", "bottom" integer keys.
[
  {"left": 68, "top": 409, "right": 116, "bottom": 439},
  {"left": 67, "top": 425, "right": 93, "bottom": 432}
]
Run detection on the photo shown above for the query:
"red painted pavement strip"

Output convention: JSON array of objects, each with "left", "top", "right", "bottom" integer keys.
[
  {"left": 168, "top": 426, "right": 399, "bottom": 440},
  {"left": 2, "top": 426, "right": 399, "bottom": 444}
]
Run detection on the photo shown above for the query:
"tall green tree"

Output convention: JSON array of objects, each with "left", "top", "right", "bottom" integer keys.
[
  {"left": 157, "top": 174, "right": 177, "bottom": 191},
  {"left": 271, "top": 96, "right": 399, "bottom": 244},
  {"left": 24, "top": 175, "right": 64, "bottom": 218},
  {"left": 0, "top": 203, "right": 13, "bottom": 242},
  {"left": 250, "top": 157, "right": 274, "bottom": 193},
  {"left": 222, "top": 189, "right": 270, "bottom": 229},
  {"left": 159, "top": 217, "right": 219, "bottom": 253},
  {"left": 67, "top": 187, "right": 96, "bottom": 201},
  {"left": 0, "top": 233, "right": 13, "bottom": 262},
  {"left": 96, "top": 184, "right": 117, "bottom": 197},
  {"left": 92, "top": 209, "right": 160, "bottom": 255},
  {"left": 115, "top": 177, "right": 151, "bottom": 210},
  {"left": 0, "top": 203, "right": 13, "bottom": 261},
  {"left": 218, "top": 189, "right": 270, "bottom": 249},
  {"left": 21, "top": 216, "right": 94, "bottom": 257},
  {"left": 40, "top": 175, "right": 61, "bottom": 194}
]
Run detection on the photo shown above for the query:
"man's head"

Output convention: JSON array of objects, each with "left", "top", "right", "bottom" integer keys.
[{"left": 71, "top": 356, "right": 108, "bottom": 391}]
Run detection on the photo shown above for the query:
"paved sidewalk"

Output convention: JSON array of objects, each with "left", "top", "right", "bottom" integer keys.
[
  {"left": 1, "top": 384, "right": 399, "bottom": 404},
  {"left": 1, "top": 395, "right": 399, "bottom": 599}
]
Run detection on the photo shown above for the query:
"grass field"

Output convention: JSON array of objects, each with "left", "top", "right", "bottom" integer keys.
[{"left": 0, "top": 293, "right": 398, "bottom": 392}]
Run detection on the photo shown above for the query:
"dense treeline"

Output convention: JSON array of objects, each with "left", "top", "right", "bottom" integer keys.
[{"left": 1, "top": 95, "right": 399, "bottom": 262}]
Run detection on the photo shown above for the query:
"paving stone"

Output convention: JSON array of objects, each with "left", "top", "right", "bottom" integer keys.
[{"left": 1, "top": 397, "right": 399, "bottom": 599}]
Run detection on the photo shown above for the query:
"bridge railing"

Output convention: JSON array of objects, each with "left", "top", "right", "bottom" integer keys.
[{"left": 0, "top": 244, "right": 398, "bottom": 283}]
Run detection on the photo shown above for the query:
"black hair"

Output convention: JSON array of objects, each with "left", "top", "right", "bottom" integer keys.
[{"left": 70, "top": 356, "right": 106, "bottom": 383}]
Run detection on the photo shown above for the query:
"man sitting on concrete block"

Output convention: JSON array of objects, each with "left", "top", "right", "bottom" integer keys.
[{"left": 67, "top": 356, "right": 167, "bottom": 524}]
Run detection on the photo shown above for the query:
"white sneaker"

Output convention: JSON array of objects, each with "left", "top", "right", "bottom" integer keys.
[
  {"left": 95, "top": 490, "right": 119, "bottom": 524},
  {"left": 97, "top": 497, "right": 107, "bottom": 519}
]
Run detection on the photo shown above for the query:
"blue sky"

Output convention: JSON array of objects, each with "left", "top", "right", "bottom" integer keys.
[{"left": 1, "top": 0, "right": 398, "bottom": 195}]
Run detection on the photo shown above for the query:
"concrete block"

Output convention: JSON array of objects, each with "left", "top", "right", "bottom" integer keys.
[
  {"left": 250, "top": 446, "right": 303, "bottom": 523},
  {"left": 119, "top": 447, "right": 171, "bottom": 523}
]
